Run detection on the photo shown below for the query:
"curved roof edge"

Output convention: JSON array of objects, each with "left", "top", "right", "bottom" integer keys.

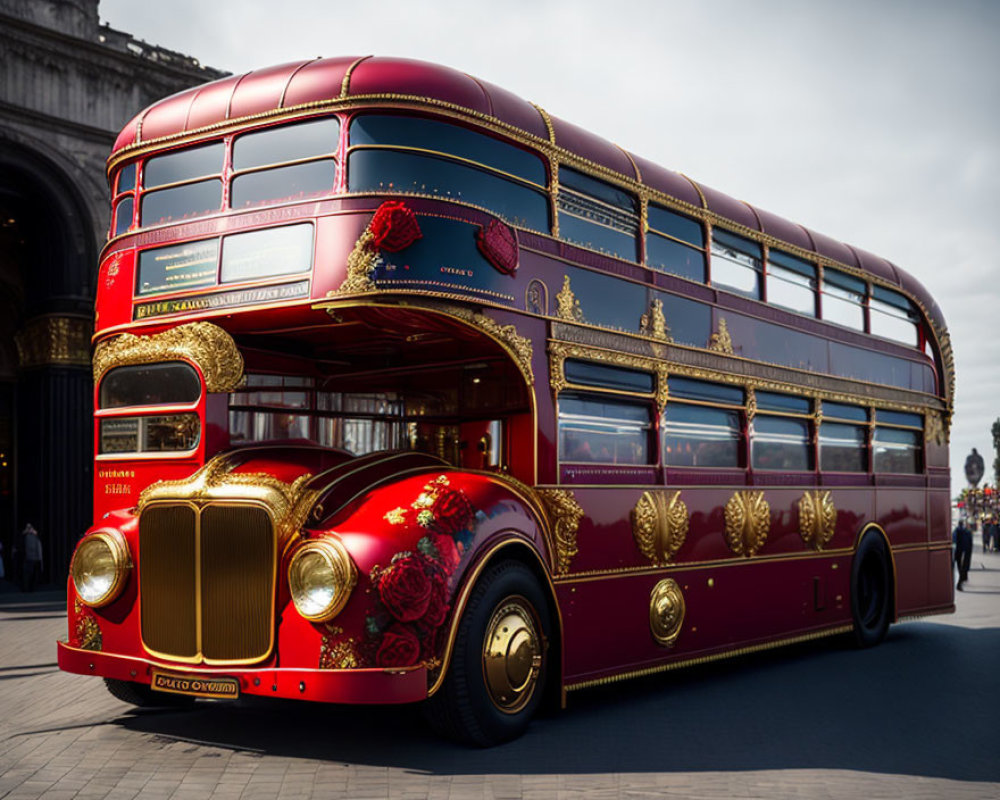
[{"left": 109, "top": 55, "right": 952, "bottom": 409}]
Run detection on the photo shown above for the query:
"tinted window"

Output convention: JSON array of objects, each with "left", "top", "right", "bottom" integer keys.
[
  {"left": 230, "top": 160, "right": 336, "bottom": 209},
  {"left": 560, "top": 167, "right": 636, "bottom": 211},
  {"left": 874, "top": 427, "right": 921, "bottom": 473},
  {"left": 100, "top": 363, "right": 201, "bottom": 409},
  {"left": 875, "top": 410, "right": 923, "bottom": 428},
  {"left": 233, "top": 118, "right": 340, "bottom": 171},
  {"left": 116, "top": 162, "right": 136, "bottom": 194},
  {"left": 221, "top": 224, "right": 313, "bottom": 283},
  {"left": 663, "top": 403, "right": 741, "bottom": 468},
  {"left": 351, "top": 115, "right": 546, "bottom": 185},
  {"left": 711, "top": 229, "right": 761, "bottom": 298},
  {"left": 348, "top": 149, "right": 548, "bottom": 231},
  {"left": 647, "top": 234, "right": 706, "bottom": 282},
  {"left": 114, "top": 196, "right": 133, "bottom": 236},
  {"left": 669, "top": 376, "right": 743, "bottom": 405},
  {"left": 143, "top": 143, "right": 224, "bottom": 189},
  {"left": 136, "top": 238, "right": 219, "bottom": 296},
  {"left": 140, "top": 179, "right": 222, "bottom": 227},
  {"left": 823, "top": 402, "right": 868, "bottom": 422},
  {"left": 558, "top": 167, "right": 637, "bottom": 261},
  {"left": 648, "top": 206, "right": 704, "bottom": 246},
  {"left": 820, "top": 422, "right": 867, "bottom": 472},
  {"left": 756, "top": 391, "right": 810, "bottom": 414},
  {"left": 559, "top": 393, "right": 651, "bottom": 464},
  {"left": 752, "top": 416, "right": 811, "bottom": 471},
  {"left": 564, "top": 359, "right": 655, "bottom": 393}
]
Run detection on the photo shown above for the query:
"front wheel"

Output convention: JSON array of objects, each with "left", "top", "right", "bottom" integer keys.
[
  {"left": 423, "top": 560, "right": 551, "bottom": 746},
  {"left": 850, "top": 531, "right": 893, "bottom": 648}
]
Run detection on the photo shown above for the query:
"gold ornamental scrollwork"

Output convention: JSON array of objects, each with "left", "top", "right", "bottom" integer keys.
[
  {"left": 556, "top": 275, "right": 584, "bottom": 322},
  {"left": 439, "top": 306, "right": 534, "bottom": 387},
  {"left": 925, "top": 410, "right": 946, "bottom": 446},
  {"left": 649, "top": 578, "right": 685, "bottom": 647},
  {"left": 138, "top": 453, "right": 317, "bottom": 542},
  {"left": 92, "top": 322, "right": 244, "bottom": 392},
  {"left": 334, "top": 229, "right": 379, "bottom": 295},
  {"left": 798, "top": 490, "right": 836, "bottom": 551},
  {"left": 536, "top": 489, "right": 584, "bottom": 576},
  {"left": 73, "top": 600, "right": 102, "bottom": 651},
  {"left": 708, "top": 317, "right": 735, "bottom": 354},
  {"left": 724, "top": 490, "right": 770, "bottom": 557},
  {"left": 631, "top": 491, "right": 688, "bottom": 565},
  {"left": 639, "top": 299, "right": 672, "bottom": 342}
]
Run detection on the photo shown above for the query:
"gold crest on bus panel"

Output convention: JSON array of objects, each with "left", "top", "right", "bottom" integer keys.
[
  {"left": 724, "top": 490, "right": 771, "bottom": 557},
  {"left": 631, "top": 490, "right": 688, "bottom": 565},
  {"left": 797, "top": 490, "right": 837, "bottom": 551},
  {"left": 649, "top": 578, "right": 685, "bottom": 647}
]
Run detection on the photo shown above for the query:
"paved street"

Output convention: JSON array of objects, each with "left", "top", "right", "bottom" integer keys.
[{"left": 1, "top": 553, "right": 999, "bottom": 800}]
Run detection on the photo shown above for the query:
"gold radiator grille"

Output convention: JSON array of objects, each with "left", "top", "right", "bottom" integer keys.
[{"left": 139, "top": 502, "right": 275, "bottom": 664}]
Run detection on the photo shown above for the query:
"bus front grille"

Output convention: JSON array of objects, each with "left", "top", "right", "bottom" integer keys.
[{"left": 139, "top": 503, "right": 275, "bottom": 664}]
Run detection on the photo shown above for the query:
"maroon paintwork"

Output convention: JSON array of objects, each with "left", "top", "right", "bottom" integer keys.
[{"left": 108, "top": 55, "right": 947, "bottom": 335}]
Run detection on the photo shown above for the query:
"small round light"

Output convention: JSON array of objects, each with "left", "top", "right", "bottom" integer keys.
[
  {"left": 71, "top": 531, "right": 130, "bottom": 608},
  {"left": 288, "top": 539, "right": 356, "bottom": 622}
]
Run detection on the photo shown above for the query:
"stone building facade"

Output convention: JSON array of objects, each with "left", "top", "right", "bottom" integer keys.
[{"left": 0, "top": 0, "right": 226, "bottom": 584}]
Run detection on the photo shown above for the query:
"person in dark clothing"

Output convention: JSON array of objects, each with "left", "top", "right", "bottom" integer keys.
[
  {"left": 20, "top": 523, "right": 42, "bottom": 593},
  {"left": 954, "top": 519, "right": 973, "bottom": 591}
]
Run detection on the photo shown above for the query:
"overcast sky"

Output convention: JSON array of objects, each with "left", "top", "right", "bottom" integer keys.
[{"left": 99, "top": 0, "right": 1000, "bottom": 494}]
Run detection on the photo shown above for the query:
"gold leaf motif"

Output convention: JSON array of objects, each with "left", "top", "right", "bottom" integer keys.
[
  {"left": 746, "top": 387, "right": 757, "bottom": 421},
  {"left": 556, "top": 275, "right": 584, "bottom": 322},
  {"left": 925, "top": 410, "right": 946, "bottom": 446},
  {"left": 384, "top": 507, "right": 407, "bottom": 525},
  {"left": 73, "top": 600, "right": 102, "bottom": 652},
  {"left": 708, "top": 317, "right": 735, "bottom": 354},
  {"left": 335, "top": 229, "right": 379, "bottom": 294},
  {"left": 631, "top": 491, "right": 688, "bottom": 565},
  {"left": 639, "top": 299, "right": 672, "bottom": 342},
  {"left": 649, "top": 578, "right": 685, "bottom": 647},
  {"left": 537, "top": 489, "right": 584, "bottom": 575},
  {"left": 798, "top": 490, "right": 836, "bottom": 551},
  {"left": 319, "top": 635, "right": 360, "bottom": 670},
  {"left": 92, "top": 321, "right": 244, "bottom": 393},
  {"left": 724, "top": 490, "right": 770, "bottom": 557}
]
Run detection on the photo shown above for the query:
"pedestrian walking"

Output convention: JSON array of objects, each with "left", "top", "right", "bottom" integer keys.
[
  {"left": 20, "top": 523, "right": 42, "bottom": 593},
  {"left": 954, "top": 518, "right": 973, "bottom": 591}
]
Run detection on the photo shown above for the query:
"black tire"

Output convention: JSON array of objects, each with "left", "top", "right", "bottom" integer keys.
[
  {"left": 850, "top": 531, "right": 893, "bottom": 648},
  {"left": 423, "top": 560, "right": 552, "bottom": 746},
  {"left": 104, "top": 678, "right": 196, "bottom": 708}
]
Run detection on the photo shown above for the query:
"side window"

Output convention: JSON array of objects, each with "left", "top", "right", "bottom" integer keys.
[
  {"left": 557, "top": 166, "right": 638, "bottom": 261},
  {"left": 870, "top": 287, "right": 919, "bottom": 347},
  {"left": 347, "top": 114, "right": 549, "bottom": 231},
  {"left": 111, "top": 162, "right": 136, "bottom": 237},
  {"left": 663, "top": 377, "right": 743, "bottom": 468},
  {"left": 646, "top": 205, "right": 706, "bottom": 282},
  {"left": 766, "top": 250, "right": 816, "bottom": 316},
  {"left": 750, "top": 391, "right": 813, "bottom": 471},
  {"left": 822, "top": 269, "right": 866, "bottom": 331},
  {"left": 819, "top": 402, "right": 868, "bottom": 472},
  {"left": 710, "top": 229, "right": 762, "bottom": 299},
  {"left": 873, "top": 410, "right": 923, "bottom": 474}
]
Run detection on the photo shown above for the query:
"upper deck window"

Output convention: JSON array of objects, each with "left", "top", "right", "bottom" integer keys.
[
  {"left": 646, "top": 205, "right": 706, "bottom": 282},
  {"left": 140, "top": 142, "right": 224, "bottom": 228},
  {"left": 111, "top": 161, "right": 137, "bottom": 238},
  {"left": 822, "top": 269, "right": 866, "bottom": 331},
  {"left": 557, "top": 167, "right": 638, "bottom": 261},
  {"left": 869, "top": 286, "right": 919, "bottom": 346},
  {"left": 347, "top": 114, "right": 548, "bottom": 231},
  {"left": 231, "top": 117, "right": 340, "bottom": 210},
  {"left": 710, "top": 229, "right": 762, "bottom": 299},
  {"left": 766, "top": 250, "right": 816, "bottom": 316}
]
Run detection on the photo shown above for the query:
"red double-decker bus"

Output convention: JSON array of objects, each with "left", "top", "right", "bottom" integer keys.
[{"left": 58, "top": 56, "right": 955, "bottom": 745}]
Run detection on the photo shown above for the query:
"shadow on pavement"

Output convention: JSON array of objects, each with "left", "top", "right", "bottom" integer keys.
[{"left": 113, "top": 621, "right": 1000, "bottom": 782}]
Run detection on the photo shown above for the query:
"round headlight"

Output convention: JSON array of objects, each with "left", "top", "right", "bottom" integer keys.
[
  {"left": 288, "top": 539, "right": 357, "bottom": 622},
  {"left": 71, "top": 531, "right": 130, "bottom": 608}
]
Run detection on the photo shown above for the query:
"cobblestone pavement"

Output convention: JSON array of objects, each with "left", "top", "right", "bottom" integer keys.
[{"left": 1, "top": 552, "right": 999, "bottom": 799}]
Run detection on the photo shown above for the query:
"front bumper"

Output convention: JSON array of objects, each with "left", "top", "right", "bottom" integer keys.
[{"left": 57, "top": 640, "right": 428, "bottom": 704}]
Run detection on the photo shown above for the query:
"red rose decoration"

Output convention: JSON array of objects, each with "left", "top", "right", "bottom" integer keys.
[
  {"left": 430, "top": 533, "right": 461, "bottom": 570},
  {"left": 422, "top": 579, "right": 450, "bottom": 628},
  {"left": 425, "top": 488, "right": 475, "bottom": 537},
  {"left": 378, "top": 554, "right": 432, "bottom": 622},
  {"left": 370, "top": 201, "right": 422, "bottom": 252},
  {"left": 376, "top": 623, "right": 421, "bottom": 668},
  {"left": 476, "top": 219, "right": 518, "bottom": 275}
]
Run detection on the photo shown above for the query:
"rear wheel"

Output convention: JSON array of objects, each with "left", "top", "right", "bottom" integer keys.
[
  {"left": 850, "top": 531, "right": 893, "bottom": 647},
  {"left": 423, "top": 560, "right": 551, "bottom": 746},
  {"left": 104, "top": 678, "right": 196, "bottom": 708}
]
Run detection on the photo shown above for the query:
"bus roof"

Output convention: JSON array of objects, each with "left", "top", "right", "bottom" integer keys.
[{"left": 110, "top": 55, "right": 947, "bottom": 353}]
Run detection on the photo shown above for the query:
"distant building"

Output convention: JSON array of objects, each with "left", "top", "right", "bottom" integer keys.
[{"left": 0, "top": 0, "right": 226, "bottom": 583}]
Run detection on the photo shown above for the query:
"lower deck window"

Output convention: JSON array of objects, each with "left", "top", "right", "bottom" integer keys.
[
  {"left": 99, "top": 414, "right": 201, "bottom": 454},
  {"left": 819, "top": 422, "right": 867, "bottom": 472},
  {"left": 663, "top": 403, "right": 741, "bottom": 468},
  {"left": 874, "top": 427, "right": 921, "bottom": 474},
  {"left": 559, "top": 394, "right": 651, "bottom": 464},
  {"left": 752, "top": 416, "right": 811, "bottom": 471}
]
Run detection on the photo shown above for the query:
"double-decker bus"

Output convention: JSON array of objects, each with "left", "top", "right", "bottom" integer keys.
[{"left": 58, "top": 56, "right": 955, "bottom": 745}]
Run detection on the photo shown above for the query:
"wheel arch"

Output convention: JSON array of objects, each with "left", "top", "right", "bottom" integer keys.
[
  {"left": 427, "top": 536, "right": 563, "bottom": 705},
  {"left": 853, "top": 522, "right": 899, "bottom": 623}
]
